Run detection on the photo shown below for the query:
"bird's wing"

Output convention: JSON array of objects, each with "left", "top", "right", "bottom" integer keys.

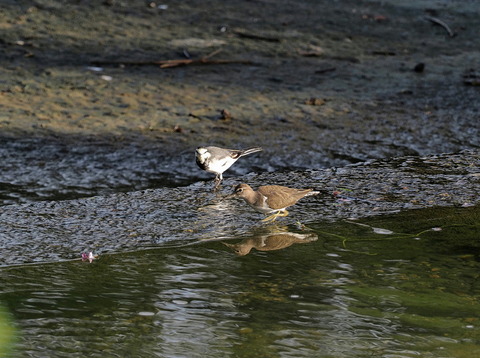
[{"left": 258, "top": 185, "right": 309, "bottom": 209}]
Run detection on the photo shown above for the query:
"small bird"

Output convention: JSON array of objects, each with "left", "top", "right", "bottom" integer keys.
[
  {"left": 227, "top": 183, "right": 320, "bottom": 222},
  {"left": 195, "top": 146, "right": 263, "bottom": 189}
]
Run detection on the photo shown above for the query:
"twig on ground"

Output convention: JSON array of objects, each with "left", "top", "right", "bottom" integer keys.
[
  {"left": 315, "top": 67, "right": 336, "bottom": 74},
  {"left": 425, "top": 15, "right": 455, "bottom": 37},
  {"left": 232, "top": 28, "right": 280, "bottom": 42},
  {"left": 92, "top": 49, "right": 256, "bottom": 69}
]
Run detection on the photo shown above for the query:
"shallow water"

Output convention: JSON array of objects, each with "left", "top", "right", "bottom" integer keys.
[{"left": 1, "top": 205, "right": 478, "bottom": 358}]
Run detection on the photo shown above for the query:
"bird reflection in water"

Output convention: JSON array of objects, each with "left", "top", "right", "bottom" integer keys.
[{"left": 223, "top": 229, "right": 318, "bottom": 256}]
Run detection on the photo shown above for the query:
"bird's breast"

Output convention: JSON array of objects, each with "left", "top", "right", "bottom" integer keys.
[
  {"left": 195, "top": 156, "right": 208, "bottom": 170},
  {"left": 246, "top": 194, "right": 278, "bottom": 214}
]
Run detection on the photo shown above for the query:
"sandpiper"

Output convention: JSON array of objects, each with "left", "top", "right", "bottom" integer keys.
[
  {"left": 195, "top": 146, "right": 262, "bottom": 189},
  {"left": 227, "top": 183, "right": 319, "bottom": 222}
]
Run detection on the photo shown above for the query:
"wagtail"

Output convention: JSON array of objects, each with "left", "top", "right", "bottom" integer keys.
[{"left": 195, "top": 146, "right": 262, "bottom": 189}]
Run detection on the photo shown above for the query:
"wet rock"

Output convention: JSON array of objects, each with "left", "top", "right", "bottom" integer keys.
[
  {"left": 0, "top": 150, "right": 478, "bottom": 266},
  {"left": 219, "top": 109, "right": 232, "bottom": 120},
  {"left": 414, "top": 63, "right": 425, "bottom": 73}
]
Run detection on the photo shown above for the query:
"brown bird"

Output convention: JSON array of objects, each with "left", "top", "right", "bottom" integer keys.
[{"left": 227, "top": 183, "right": 320, "bottom": 222}]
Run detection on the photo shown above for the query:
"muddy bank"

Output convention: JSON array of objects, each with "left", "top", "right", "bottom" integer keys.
[
  {"left": 0, "top": 150, "right": 478, "bottom": 266},
  {"left": 0, "top": 0, "right": 479, "bottom": 204}
]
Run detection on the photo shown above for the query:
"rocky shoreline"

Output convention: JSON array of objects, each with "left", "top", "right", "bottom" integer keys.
[{"left": 0, "top": 149, "right": 478, "bottom": 266}]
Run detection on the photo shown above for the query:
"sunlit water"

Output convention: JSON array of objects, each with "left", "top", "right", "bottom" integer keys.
[{"left": 0, "top": 206, "right": 478, "bottom": 358}]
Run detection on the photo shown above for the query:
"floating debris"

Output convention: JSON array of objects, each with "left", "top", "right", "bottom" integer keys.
[
  {"left": 81, "top": 252, "right": 96, "bottom": 263},
  {"left": 372, "top": 227, "right": 394, "bottom": 235}
]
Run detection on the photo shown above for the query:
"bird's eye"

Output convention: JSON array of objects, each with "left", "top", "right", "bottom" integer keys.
[{"left": 236, "top": 188, "right": 243, "bottom": 193}]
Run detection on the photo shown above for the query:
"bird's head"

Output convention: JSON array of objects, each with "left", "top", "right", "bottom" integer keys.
[
  {"left": 195, "top": 147, "right": 210, "bottom": 162},
  {"left": 223, "top": 183, "right": 253, "bottom": 200}
]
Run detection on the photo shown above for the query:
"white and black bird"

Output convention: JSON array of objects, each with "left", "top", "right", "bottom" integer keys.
[{"left": 195, "top": 146, "right": 262, "bottom": 189}]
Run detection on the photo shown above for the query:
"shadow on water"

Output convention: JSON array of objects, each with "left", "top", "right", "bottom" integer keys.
[{"left": 0, "top": 205, "right": 479, "bottom": 358}]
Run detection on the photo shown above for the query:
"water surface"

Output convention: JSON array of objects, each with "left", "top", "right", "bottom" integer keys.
[{"left": 1, "top": 206, "right": 478, "bottom": 358}]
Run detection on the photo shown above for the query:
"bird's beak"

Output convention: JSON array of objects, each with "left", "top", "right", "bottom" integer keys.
[
  {"left": 221, "top": 185, "right": 239, "bottom": 201},
  {"left": 222, "top": 192, "right": 237, "bottom": 200}
]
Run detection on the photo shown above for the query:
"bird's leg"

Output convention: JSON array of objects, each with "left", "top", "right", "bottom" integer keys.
[
  {"left": 261, "top": 210, "right": 288, "bottom": 223},
  {"left": 261, "top": 214, "right": 278, "bottom": 222},
  {"left": 213, "top": 174, "right": 223, "bottom": 191}
]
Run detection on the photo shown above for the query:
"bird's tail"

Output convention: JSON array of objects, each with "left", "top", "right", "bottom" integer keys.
[
  {"left": 240, "top": 147, "right": 263, "bottom": 156},
  {"left": 306, "top": 190, "right": 320, "bottom": 197}
]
